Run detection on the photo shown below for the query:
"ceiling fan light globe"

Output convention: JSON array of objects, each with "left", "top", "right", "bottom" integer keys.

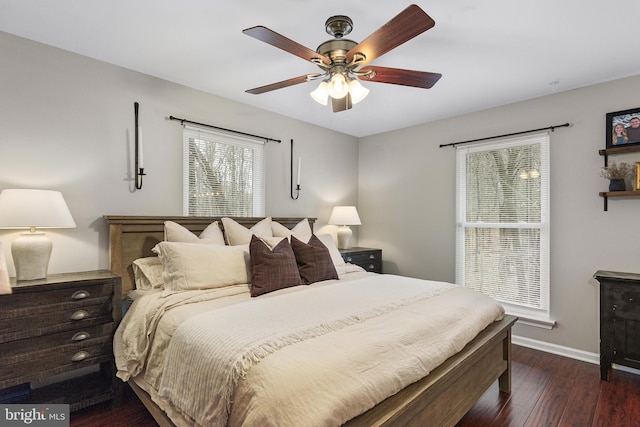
[
  {"left": 348, "top": 79, "right": 369, "bottom": 104},
  {"left": 310, "top": 81, "right": 329, "bottom": 105},
  {"left": 328, "top": 73, "right": 349, "bottom": 99}
]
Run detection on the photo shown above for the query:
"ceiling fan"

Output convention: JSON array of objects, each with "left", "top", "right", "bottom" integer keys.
[{"left": 243, "top": 4, "right": 442, "bottom": 113}]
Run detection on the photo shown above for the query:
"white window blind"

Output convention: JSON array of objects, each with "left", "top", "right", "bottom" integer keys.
[
  {"left": 455, "top": 132, "right": 550, "bottom": 321},
  {"left": 183, "top": 126, "right": 265, "bottom": 216}
]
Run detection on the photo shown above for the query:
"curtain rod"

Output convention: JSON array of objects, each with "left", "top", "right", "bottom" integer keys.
[
  {"left": 169, "top": 116, "right": 281, "bottom": 143},
  {"left": 440, "top": 122, "right": 571, "bottom": 148}
]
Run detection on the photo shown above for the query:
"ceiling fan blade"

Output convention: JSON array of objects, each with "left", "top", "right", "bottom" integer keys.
[
  {"left": 332, "top": 93, "right": 353, "bottom": 113},
  {"left": 346, "top": 5, "right": 435, "bottom": 66},
  {"left": 246, "top": 74, "right": 317, "bottom": 94},
  {"left": 243, "top": 26, "right": 331, "bottom": 65},
  {"left": 358, "top": 66, "right": 442, "bottom": 89}
]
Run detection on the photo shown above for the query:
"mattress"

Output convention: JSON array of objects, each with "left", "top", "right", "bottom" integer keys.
[{"left": 114, "top": 266, "right": 504, "bottom": 427}]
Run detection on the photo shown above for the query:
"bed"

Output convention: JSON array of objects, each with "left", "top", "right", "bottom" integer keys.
[{"left": 105, "top": 215, "right": 516, "bottom": 427}]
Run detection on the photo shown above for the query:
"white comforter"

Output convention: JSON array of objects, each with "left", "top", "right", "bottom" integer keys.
[{"left": 114, "top": 269, "right": 504, "bottom": 427}]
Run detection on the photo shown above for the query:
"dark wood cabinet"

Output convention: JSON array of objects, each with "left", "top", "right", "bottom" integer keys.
[
  {"left": 594, "top": 270, "right": 640, "bottom": 380},
  {"left": 339, "top": 247, "right": 382, "bottom": 273},
  {"left": 0, "top": 270, "right": 122, "bottom": 410}
]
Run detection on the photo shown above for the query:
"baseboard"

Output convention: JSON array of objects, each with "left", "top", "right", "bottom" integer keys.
[
  {"left": 512, "top": 334, "right": 640, "bottom": 376},
  {"left": 512, "top": 335, "right": 599, "bottom": 364}
]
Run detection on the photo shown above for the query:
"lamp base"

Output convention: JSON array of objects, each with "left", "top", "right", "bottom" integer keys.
[
  {"left": 11, "top": 232, "right": 52, "bottom": 281},
  {"left": 336, "top": 226, "right": 353, "bottom": 250}
]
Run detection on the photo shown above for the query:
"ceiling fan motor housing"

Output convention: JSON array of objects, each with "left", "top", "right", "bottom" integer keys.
[{"left": 316, "top": 39, "right": 357, "bottom": 65}]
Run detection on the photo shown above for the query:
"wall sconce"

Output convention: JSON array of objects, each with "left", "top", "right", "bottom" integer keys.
[
  {"left": 0, "top": 189, "right": 76, "bottom": 281},
  {"left": 290, "top": 139, "right": 301, "bottom": 200},
  {"left": 328, "top": 206, "right": 361, "bottom": 249},
  {"left": 134, "top": 102, "right": 146, "bottom": 190}
]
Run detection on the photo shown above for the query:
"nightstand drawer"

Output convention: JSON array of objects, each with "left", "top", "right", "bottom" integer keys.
[
  {"left": 0, "top": 341, "right": 112, "bottom": 389},
  {"left": 1, "top": 323, "right": 114, "bottom": 364},
  {"left": 340, "top": 248, "right": 383, "bottom": 273},
  {"left": 357, "top": 261, "right": 382, "bottom": 273},
  {"left": 0, "top": 302, "right": 113, "bottom": 341},
  {"left": 343, "top": 252, "right": 380, "bottom": 264},
  {"left": 0, "top": 283, "right": 113, "bottom": 317}
]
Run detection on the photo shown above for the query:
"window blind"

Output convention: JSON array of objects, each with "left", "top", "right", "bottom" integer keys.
[
  {"left": 455, "top": 132, "right": 550, "bottom": 319},
  {"left": 183, "top": 126, "right": 265, "bottom": 216}
]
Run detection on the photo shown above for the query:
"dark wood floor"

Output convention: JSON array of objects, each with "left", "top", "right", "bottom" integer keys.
[
  {"left": 70, "top": 345, "right": 640, "bottom": 427},
  {"left": 457, "top": 345, "right": 640, "bottom": 427}
]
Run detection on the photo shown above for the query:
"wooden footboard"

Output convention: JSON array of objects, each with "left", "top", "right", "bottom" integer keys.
[
  {"left": 125, "top": 315, "right": 516, "bottom": 427},
  {"left": 345, "top": 314, "right": 516, "bottom": 427}
]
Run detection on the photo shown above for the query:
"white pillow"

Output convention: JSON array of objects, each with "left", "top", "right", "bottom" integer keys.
[
  {"left": 221, "top": 217, "right": 273, "bottom": 245},
  {"left": 272, "top": 218, "right": 313, "bottom": 242},
  {"left": 257, "top": 236, "right": 287, "bottom": 249},
  {"left": 132, "top": 257, "right": 164, "bottom": 290},
  {"left": 152, "top": 242, "right": 248, "bottom": 292},
  {"left": 164, "top": 220, "right": 225, "bottom": 245},
  {"left": 316, "top": 234, "right": 346, "bottom": 266}
]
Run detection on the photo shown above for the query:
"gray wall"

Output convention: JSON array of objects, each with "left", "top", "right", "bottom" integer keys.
[
  {"left": 3, "top": 30, "right": 640, "bottom": 357},
  {"left": 358, "top": 74, "right": 640, "bottom": 355},
  {"left": 0, "top": 32, "right": 359, "bottom": 275}
]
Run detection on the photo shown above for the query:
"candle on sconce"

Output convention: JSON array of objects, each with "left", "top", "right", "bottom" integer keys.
[
  {"left": 296, "top": 156, "right": 302, "bottom": 186},
  {"left": 138, "top": 126, "right": 144, "bottom": 169}
]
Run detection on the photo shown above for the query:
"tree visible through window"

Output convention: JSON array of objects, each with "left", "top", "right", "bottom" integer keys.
[
  {"left": 183, "top": 126, "right": 264, "bottom": 216},
  {"left": 456, "top": 133, "right": 550, "bottom": 320}
]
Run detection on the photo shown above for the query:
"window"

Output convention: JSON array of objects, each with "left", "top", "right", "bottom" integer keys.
[
  {"left": 455, "top": 132, "right": 550, "bottom": 323},
  {"left": 183, "top": 126, "right": 265, "bottom": 216}
]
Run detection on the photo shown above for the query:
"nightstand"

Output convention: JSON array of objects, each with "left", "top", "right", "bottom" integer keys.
[
  {"left": 339, "top": 247, "right": 382, "bottom": 273},
  {"left": 0, "top": 270, "right": 122, "bottom": 410}
]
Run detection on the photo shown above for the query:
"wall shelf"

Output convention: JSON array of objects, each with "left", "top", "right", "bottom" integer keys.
[{"left": 598, "top": 145, "right": 640, "bottom": 211}]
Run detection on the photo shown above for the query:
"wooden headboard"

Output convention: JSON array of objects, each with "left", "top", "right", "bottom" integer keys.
[{"left": 104, "top": 216, "right": 316, "bottom": 297}]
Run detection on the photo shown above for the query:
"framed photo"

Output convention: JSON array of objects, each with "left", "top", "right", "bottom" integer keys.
[{"left": 606, "top": 107, "right": 640, "bottom": 148}]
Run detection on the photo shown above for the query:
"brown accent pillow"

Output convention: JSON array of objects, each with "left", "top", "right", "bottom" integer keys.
[
  {"left": 249, "top": 234, "right": 302, "bottom": 297},
  {"left": 291, "top": 235, "right": 339, "bottom": 285}
]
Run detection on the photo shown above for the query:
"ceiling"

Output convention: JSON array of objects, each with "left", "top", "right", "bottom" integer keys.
[{"left": 2, "top": 0, "right": 640, "bottom": 137}]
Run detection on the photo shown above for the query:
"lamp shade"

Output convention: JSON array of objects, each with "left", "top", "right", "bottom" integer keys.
[
  {"left": 0, "top": 189, "right": 76, "bottom": 281},
  {"left": 328, "top": 206, "right": 361, "bottom": 226},
  {"left": 0, "top": 189, "right": 76, "bottom": 229}
]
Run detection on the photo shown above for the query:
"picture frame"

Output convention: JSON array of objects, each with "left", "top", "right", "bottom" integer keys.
[{"left": 606, "top": 107, "right": 640, "bottom": 149}]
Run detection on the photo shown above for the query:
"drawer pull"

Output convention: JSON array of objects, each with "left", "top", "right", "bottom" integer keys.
[
  {"left": 72, "top": 331, "right": 90, "bottom": 341},
  {"left": 369, "top": 264, "right": 375, "bottom": 270},
  {"left": 346, "top": 257, "right": 352, "bottom": 262},
  {"left": 72, "top": 351, "right": 90, "bottom": 362},
  {"left": 71, "top": 310, "right": 89, "bottom": 321},
  {"left": 369, "top": 254, "right": 375, "bottom": 259},
  {"left": 72, "top": 290, "right": 90, "bottom": 300}
]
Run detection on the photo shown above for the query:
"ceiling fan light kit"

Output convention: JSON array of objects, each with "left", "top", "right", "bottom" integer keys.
[
  {"left": 243, "top": 4, "right": 442, "bottom": 113},
  {"left": 310, "top": 81, "right": 329, "bottom": 105}
]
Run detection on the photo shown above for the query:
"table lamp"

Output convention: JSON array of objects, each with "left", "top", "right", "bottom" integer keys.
[
  {"left": 0, "top": 189, "right": 76, "bottom": 280},
  {"left": 328, "top": 206, "right": 361, "bottom": 250}
]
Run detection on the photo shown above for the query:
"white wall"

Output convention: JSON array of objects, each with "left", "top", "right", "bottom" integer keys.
[
  {"left": 0, "top": 32, "right": 359, "bottom": 276},
  {"left": 359, "top": 74, "right": 640, "bottom": 354}
]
